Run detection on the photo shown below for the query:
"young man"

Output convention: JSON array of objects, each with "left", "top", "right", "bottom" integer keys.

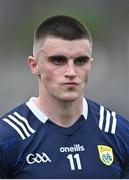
[{"left": 0, "top": 15, "right": 129, "bottom": 178}]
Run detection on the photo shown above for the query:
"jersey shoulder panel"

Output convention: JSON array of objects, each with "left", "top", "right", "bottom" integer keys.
[
  {"left": 86, "top": 98, "right": 129, "bottom": 135},
  {"left": 0, "top": 103, "right": 36, "bottom": 142}
]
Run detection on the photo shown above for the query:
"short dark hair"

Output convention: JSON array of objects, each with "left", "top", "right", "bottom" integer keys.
[{"left": 33, "top": 15, "right": 92, "bottom": 56}]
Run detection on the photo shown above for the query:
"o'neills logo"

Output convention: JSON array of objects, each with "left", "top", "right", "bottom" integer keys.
[{"left": 60, "top": 144, "right": 85, "bottom": 153}]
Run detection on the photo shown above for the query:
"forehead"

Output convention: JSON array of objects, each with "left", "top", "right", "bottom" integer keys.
[{"left": 41, "top": 37, "right": 92, "bottom": 57}]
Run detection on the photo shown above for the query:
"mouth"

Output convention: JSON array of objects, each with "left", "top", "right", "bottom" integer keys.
[{"left": 62, "top": 82, "right": 78, "bottom": 87}]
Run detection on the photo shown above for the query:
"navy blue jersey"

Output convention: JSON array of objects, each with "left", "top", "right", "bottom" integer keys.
[{"left": 0, "top": 97, "right": 129, "bottom": 178}]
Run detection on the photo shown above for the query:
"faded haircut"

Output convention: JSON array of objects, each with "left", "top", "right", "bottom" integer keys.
[{"left": 33, "top": 15, "right": 92, "bottom": 56}]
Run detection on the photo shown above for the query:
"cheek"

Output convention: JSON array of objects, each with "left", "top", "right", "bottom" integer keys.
[
  {"left": 81, "top": 67, "right": 90, "bottom": 76},
  {"left": 40, "top": 68, "right": 56, "bottom": 84},
  {"left": 41, "top": 71, "right": 51, "bottom": 82},
  {"left": 80, "top": 68, "right": 91, "bottom": 82},
  {"left": 38, "top": 63, "right": 52, "bottom": 81}
]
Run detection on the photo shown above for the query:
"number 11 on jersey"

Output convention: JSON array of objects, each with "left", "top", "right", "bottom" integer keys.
[{"left": 67, "top": 153, "right": 82, "bottom": 170}]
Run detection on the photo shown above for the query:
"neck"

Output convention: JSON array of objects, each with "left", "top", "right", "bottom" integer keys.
[{"left": 34, "top": 94, "right": 83, "bottom": 127}]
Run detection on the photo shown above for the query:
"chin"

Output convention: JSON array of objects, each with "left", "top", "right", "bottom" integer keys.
[{"left": 60, "top": 94, "right": 81, "bottom": 102}]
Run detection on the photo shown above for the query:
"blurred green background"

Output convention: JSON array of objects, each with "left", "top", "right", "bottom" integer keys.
[{"left": 0, "top": 0, "right": 129, "bottom": 119}]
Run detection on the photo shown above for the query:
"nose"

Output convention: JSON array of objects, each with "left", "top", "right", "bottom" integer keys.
[{"left": 64, "top": 60, "right": 77, "bottom": 78}]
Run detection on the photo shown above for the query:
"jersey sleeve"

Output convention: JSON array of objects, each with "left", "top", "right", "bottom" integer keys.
[
  {"left": 0, "top": 116, "right": 20, "bottom": 179},
  {"left": 115, "top": 114, "right": 129, "bottom": 178},
  {"left": 0, "top": 103, "right": 35, "bottom": 179},
  {"left": 0, "top": 142, "right": 10, "bottom": 178},
  {"left": 122, "top": 167, "right": 129, "bottom": 178}
]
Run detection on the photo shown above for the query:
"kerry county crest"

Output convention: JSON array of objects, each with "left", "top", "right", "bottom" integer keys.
[{"left": 97, "top": 145, "right": 114, "bottom": 166}]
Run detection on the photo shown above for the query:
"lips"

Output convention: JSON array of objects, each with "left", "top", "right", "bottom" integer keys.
[
  {"left": 63, "top": 82, "right": 78, "bottom": 85},
  {"left": 62, "top": 82, "right": 79, "bottom": 87}
]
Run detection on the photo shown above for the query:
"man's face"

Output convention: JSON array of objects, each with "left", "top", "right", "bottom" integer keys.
[{"left": 34, "top": 37, "right": 93, "bottom": 102}]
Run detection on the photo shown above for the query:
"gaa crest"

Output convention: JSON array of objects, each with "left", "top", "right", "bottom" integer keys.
[{"left": 97, "top": 145, "right": 114, "bottom": 166}]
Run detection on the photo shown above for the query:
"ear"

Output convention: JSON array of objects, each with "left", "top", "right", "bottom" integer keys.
[
  {"left": 91, "top": 58, "right": 94, "bottom": 64},
  {"left": 27, "top": 56, "right": 40, "bottom": 75}
]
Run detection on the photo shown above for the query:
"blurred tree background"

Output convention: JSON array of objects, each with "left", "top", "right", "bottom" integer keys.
[{"left": 0, "top": 0, "right": 129, "bottom": 118}]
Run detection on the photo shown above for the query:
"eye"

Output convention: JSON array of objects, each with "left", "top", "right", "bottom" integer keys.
[
  {"left": 49, "top": 55, "right": 67, "bottom": 65},
  {"left": 74, "top": 56, "right": 90, "bottom": 65}
]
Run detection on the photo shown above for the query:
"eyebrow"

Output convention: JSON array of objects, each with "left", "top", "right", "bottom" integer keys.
[
  {"left": 75, "top": 55, "right": 90, "bottom": 59},
  {"left": 47, "top": 55, "right": 90, "bottom": 60},
  {"left": 48, "top": 55, "right": 68, "bottom": 60}
]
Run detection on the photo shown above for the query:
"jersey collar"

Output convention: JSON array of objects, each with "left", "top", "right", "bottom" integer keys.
[
  {"left": 26, "top": 97, "right": 48, "bottom": 123},
  {"left": 26, "top": 97, "right": 88, "bottom": 124},
  {"left": 82, "top": 97, "right": 88, "bottom": 120}
]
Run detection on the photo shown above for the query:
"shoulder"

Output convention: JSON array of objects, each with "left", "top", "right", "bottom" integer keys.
[
  {"left": 0, "top": 103, "right": 36, "bottom": 142},
  {"left": 0, "top": 103, "right": 37, "bottom": 177},
  {"left": 86, "top": 98, "right": 129, "bottom": 135}
]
